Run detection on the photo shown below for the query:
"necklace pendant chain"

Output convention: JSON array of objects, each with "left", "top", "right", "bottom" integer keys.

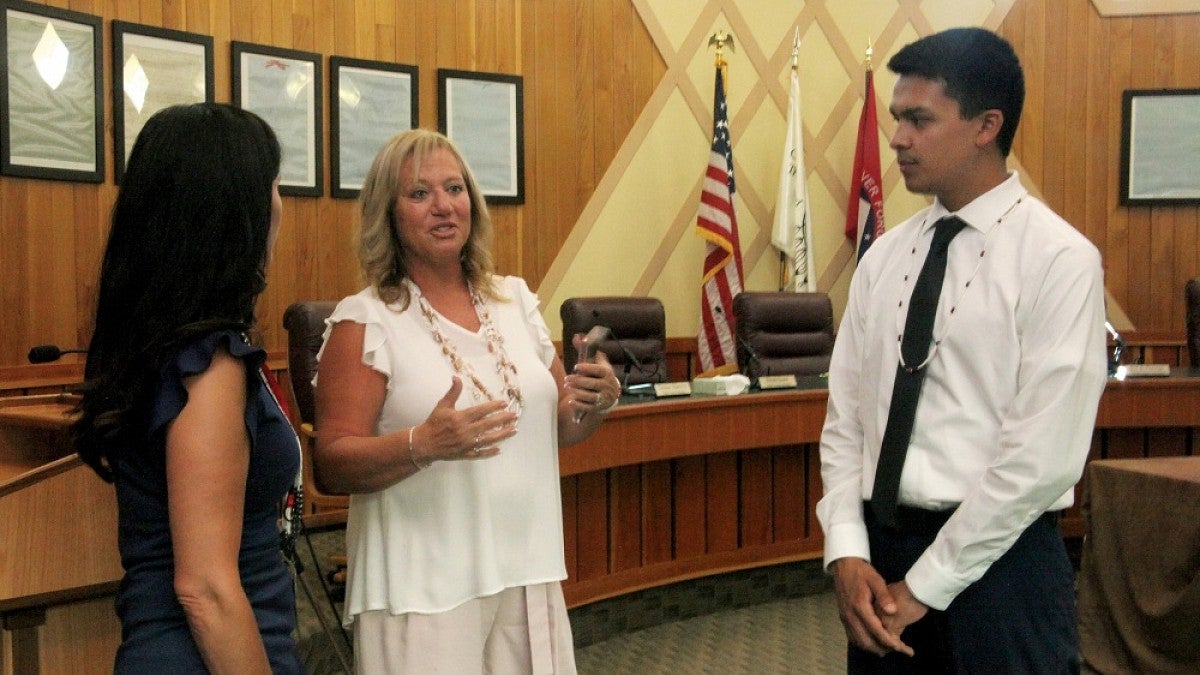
[
  {"left": 417, "top": 283, "right": 525, "bottom": 415},
  {"left": 895, "top": 193, "right": 1026, "bottom": 373}
]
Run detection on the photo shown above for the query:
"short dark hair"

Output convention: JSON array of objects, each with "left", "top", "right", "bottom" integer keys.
[
  {"left": 887, "top": 27, "right": 1025, "bottom": 156},
  {"left": 75, "top": 103, "right": 281, "bottom": 481}
]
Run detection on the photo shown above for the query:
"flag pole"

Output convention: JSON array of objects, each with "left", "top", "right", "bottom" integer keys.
[{"left": 779, "top": 28, "right": 800, "bottom": 291}]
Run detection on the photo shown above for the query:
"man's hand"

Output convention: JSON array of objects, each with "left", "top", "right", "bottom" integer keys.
[
  {"left": 879, "top": 580, "right": 928, "bottom": 642},
  {"left": 831, "top": 557, "right": 914, "bottom": 657}
]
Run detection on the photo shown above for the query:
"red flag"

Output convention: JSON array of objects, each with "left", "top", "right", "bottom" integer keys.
[
  {"left": 696, "top": 68, "right": 745, "bottom": 372},
  {"left": 845, "top": 69, "right": 885, "bottom": 261}
]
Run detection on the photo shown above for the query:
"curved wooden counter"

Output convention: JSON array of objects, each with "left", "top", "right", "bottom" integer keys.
[
  {"left": 560, "top": 381, "right": 829, "bottom": 607},
  {"left": 560, "top": 372, "right": 1200, "bottom": 607},
  {"left": 9, "top": 375, "right": 1197, "bottom": 617}
]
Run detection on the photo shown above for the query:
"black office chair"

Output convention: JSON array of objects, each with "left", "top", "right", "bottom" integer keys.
[
  {"left": 560, "top": 297, "right": 667, "bottom": 389},
  {"left": 282, "top": 300, "right": 345, "bottom": 514},
  {"left": 733, "top": 291, "right": 835, "bottom": 379}
]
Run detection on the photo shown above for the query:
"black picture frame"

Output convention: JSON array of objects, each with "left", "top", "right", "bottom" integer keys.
[
  {"left": 111, "top": 21, "right": 213, "bottom": 183},
  {"left": 232, "top": 41, "right": 322, "bottom": 197},
  {"left": 1120, "top": 88, "right": 1200, "bottom": 206},
  {"left": 330, "top": 56, "right": 417, "bottom": 199},
  {"left": 437, "top": 68, "right": 524, "bottom": 205},
  {"left": 0, "top": 0, "right": 103, "bottom": 182}
]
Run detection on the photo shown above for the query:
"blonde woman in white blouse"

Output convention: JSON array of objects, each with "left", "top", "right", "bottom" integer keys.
[{"left": 315, "top": 129, "right": 620, "bottom": 674}]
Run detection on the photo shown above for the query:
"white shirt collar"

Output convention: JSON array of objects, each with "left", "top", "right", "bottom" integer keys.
[{"left": 924, "top": 172, "right": 1027, "bottom": 237}]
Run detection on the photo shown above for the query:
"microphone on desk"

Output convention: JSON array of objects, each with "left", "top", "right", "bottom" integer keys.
[
  {"left": 735, "top": 333, "right": 768, "bottom": 387},
  {"left": 573, "top": 325, "right": 615, "bottom": 423},
  {"left": 1104, "top": 320, "right": 1124, "bottom": 375},
  {"left": 28, "top": 344, "right": 88, "bottom": 364},
  {"left": 588, "top": 309, "right": 657, "bottom": 394}
]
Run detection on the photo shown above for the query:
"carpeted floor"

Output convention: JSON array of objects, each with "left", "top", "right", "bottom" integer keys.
[
  {"left": 574, "top": 592, "right": 846, "bottom": 674},
  {"left": 293, "top": 527, "right": 848, "bottom": 674}
]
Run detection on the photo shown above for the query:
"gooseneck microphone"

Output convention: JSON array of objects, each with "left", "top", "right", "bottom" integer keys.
[
  {"left": 589, "top": 309, "right": 652, "bottom": 392},
  {"left": 28, "top": 344, "right": 88, "bottom": 364},
  {"left": 1104, "top": 320, "right": 1124, "bottom": 375},
  {"left": 735, "top": 333, "right": 768, "bottom": 381}
]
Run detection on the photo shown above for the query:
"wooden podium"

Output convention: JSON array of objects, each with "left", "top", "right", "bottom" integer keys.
[{"left": 0, "top": 395, "right": 120, "bottom": 674}]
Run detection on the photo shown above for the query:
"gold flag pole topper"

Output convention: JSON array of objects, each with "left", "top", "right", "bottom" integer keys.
[
  {"left": 708, "top": 30, "right": 735, "bottom": 81},
  {"left": 864, "top": 36, "right": 874, "bottom": 72}
]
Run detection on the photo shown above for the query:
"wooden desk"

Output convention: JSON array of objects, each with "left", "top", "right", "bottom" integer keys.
[
  {"left": 560, "top": 373, "right": 1200, "bottom": 606},
  {"left": 1077, "top": 457, "right": 1200, "bottom": 673},
  {"left": 0, "top": 395, "right": 121, "bottom": 673},
  {"left": 12, "top": 374, "right": 1197, "bottom": 627},
  {"left": 560, "top": 385, "right": 829, "bottom": 606}
]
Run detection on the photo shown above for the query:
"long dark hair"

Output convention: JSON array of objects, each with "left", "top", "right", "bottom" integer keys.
[{"left": 74, "top": 103, "right": 281, "bottom": 481}]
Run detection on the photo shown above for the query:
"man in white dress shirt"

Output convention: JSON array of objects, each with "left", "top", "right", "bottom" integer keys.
[{"left": 817, "top": 27, "right": 1108, "bottom": 673}]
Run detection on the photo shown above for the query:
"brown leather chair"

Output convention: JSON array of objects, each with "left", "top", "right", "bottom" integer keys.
[
  {"left": 560, "top": 297, "right": 667, "bottom": 389},
  {"left": 733, "top": 291, "right": 835, "bottom": 379},
  {"left": 282, "top": 301, "right": 347, "bottom": 515},
  {"left": 1187, "top": 278, "right": 1200, "bottom": 366}
]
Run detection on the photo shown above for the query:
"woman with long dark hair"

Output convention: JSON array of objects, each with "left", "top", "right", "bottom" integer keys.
[{"left": 73, "top": 103, "right": 301, "bottom": 673}]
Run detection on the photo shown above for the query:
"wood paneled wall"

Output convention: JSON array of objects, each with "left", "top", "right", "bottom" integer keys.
[
  {"left": 999, "top": 0, "right": 1200, "bottom": 333},
  {"left": 0, "top": 0, "right": 664, "bottom": 370},
  {"left": 4, "top": 0, "right": 1200, "bottom": 379}
]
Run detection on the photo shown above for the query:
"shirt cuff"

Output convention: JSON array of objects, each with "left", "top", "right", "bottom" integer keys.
[
  {"left": 822, "top": 520, "right": 872, "bottom": 572},
  {"left": 905, "top": 553, "right": 968, "bottom": 611}
]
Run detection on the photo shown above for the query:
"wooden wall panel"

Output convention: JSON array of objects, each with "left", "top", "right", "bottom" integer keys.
[
  {"left": 771, "top": 445, "right": 805, "bottom": 543},
  {"left": 7, "top": 0, "right": 1200, "bottom": 382},
  {"left": 738, "top": 448, "right": 773, "bottom": 548},
  {"left": 641, "top": 462, "right": 673, "bottom": 564},
  {"left": 671, "top": 456, "right": 706, "bottom": 559},
  {"left": 1000, "top": 0, "right": 1200, "bottom": 336},
  {"left": 0, "top": 0, "right": 663, "bottom": 371},
  {"left": 609, "top": 465, "right": 642, "bottom": 573}
]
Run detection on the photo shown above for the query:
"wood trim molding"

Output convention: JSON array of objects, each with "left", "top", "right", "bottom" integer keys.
[{"left": 1090, "top": 0, "right": 1200, "bottom": 16}]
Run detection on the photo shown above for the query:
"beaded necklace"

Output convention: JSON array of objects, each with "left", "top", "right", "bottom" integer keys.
[
  {"left": 895, "top": 192, "right": 1026, "bottom": 372},
  {"left": 415, "top": 283, "right": 525, "bottom": 415}
]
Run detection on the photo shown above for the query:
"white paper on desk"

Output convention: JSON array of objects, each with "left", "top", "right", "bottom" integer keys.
[{"left": 692, "top": 374, "right": 751, "bottom": 396}]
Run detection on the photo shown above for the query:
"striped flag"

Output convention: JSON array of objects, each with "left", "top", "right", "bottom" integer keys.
[
  {"left": 845, "top": 68, "right": 885, "bottom": 261},
  {"left": 771, "top": 48, "right": 815, "bottom": 292},
  {"left": 696, "top": 67, "right": 745, "bottom": 372}
]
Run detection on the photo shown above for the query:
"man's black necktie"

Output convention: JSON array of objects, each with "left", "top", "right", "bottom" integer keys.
[{"left": 870, "top": 216, "right": 968, "bottom": 528}]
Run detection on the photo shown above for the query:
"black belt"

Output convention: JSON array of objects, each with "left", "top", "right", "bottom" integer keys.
[{"left": 864, "top": 501, "right": 1060, "bottom": 537}]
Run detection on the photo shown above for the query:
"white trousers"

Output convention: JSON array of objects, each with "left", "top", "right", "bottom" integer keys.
[{"left": 353, "top": 582, "right": 577, "bottom": 674}]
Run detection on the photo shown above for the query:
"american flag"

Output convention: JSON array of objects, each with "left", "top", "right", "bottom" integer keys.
[
  {"left": 696, "top": 68, "right": 745, "bottom": 372},
  {"left": 846, "top": 68, "right": 885, "bottom": 261}
]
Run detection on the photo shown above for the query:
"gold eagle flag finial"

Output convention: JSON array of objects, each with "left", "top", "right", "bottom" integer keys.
[{"left": 708, "top": 30, "right": 735, "bottom": 69}]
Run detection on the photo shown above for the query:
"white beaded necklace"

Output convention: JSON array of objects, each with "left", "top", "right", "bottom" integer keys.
[
  {"left": 415, "top": 283, "right": 524, "bottom": 415},
  {"left": 895, "top": 193, "right": 1026, "bottom": 372}
]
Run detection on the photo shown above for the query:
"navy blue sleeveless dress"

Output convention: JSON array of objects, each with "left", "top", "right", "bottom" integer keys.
[{"left": 112, "top": 331, "right": 302, "bottom": 673}]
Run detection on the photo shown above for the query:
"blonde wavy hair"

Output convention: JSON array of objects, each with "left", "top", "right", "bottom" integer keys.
[{"left": 357, "top": 128, "right": 499, "bottom": 308}]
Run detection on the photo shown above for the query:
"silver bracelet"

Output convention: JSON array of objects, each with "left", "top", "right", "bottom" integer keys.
[{"left": 409, "top": 426, "right": 430, "bottom": 470}]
